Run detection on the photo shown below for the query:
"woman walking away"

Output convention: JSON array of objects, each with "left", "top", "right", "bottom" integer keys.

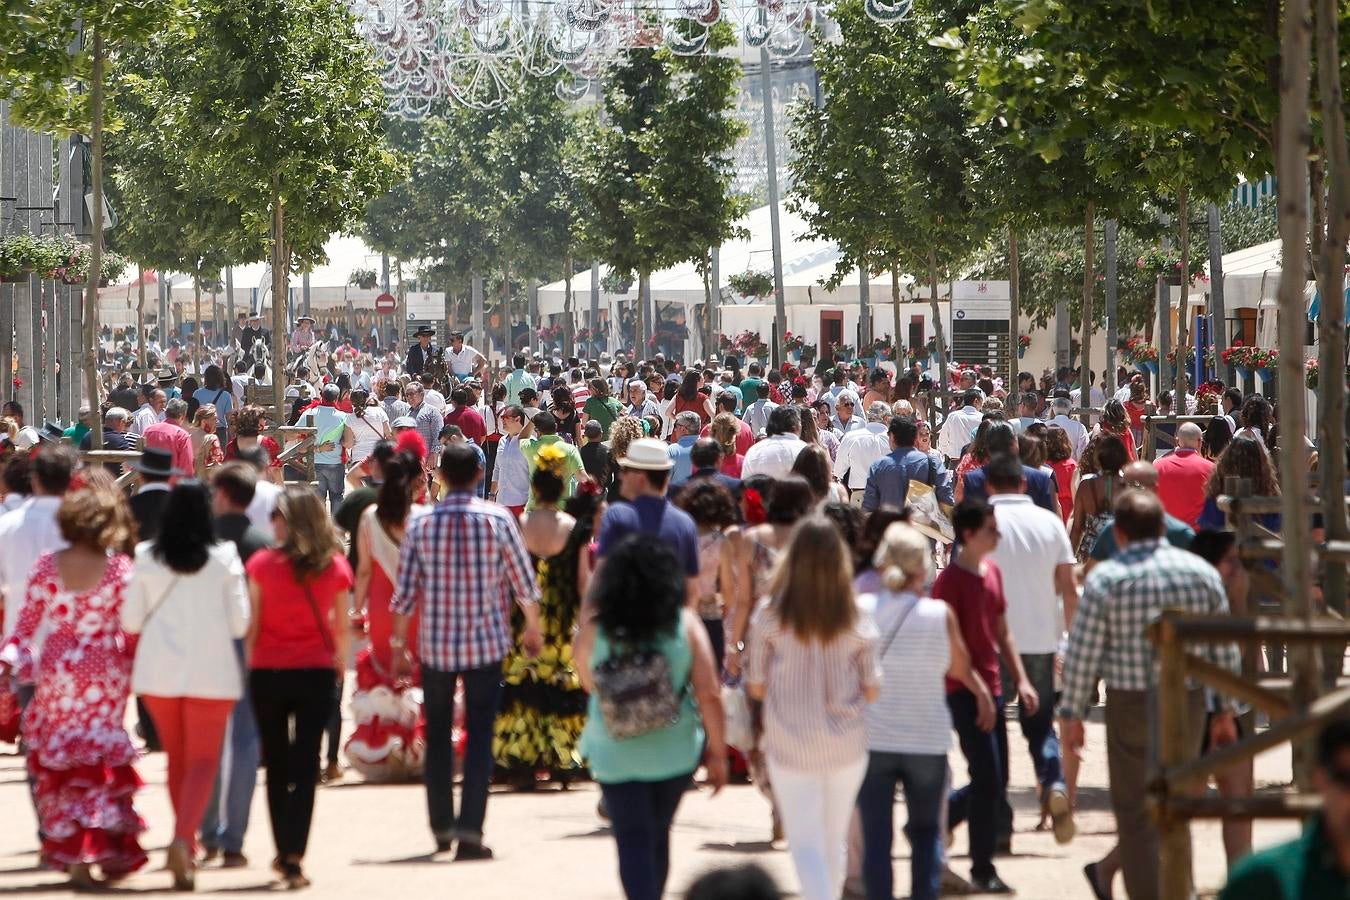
[
  {"left": 675, "top": 479, "right": 742, "bottom": 671},
  {"left": 245, "top": 486, "right": 352, "bottom": 890},
  {"left": 856, "top": 523, "right": 995, "bottom": 900},
  {"left": 188, "top": 405, "right": 226, "bottom": 480},
  {"left": 124, "top": 480, "right": 250, "bottom": 890},
  {"left": 576, "top": 534, "right": 727, "bottom": 900},
  {"left": 346, "top": 449, "right": 430, "bottom": 781},
  {"left": 747, "top": 517, "right": 880, "bottom": 900},
  {"left": 0, "top": 471, "right": 147, "bottom": 889}
]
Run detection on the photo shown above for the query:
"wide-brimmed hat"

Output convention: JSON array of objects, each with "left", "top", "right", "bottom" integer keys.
[
  {"left": 414, "top": 326, "right": 436, "bottom": 338},
  {"left": 295, "top": 315, "right": 316, "bottom": 325},
  {"left": 620, "top": 438, "right": 674, "bottom": 471},
  {"left": 130, "top": 447, "right": 183, "bottom": 478}
]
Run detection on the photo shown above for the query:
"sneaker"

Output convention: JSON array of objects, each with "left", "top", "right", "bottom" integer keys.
[
  {"left": 1048, "top": 788, "right": 1076, "bottom": 844},
  {"left": 221, "top": 852, "right": 249, "bottom": 869},
  {"left": 321, "top": 762, "right": 342, "bottom": 784},
  {"left": 968, "top": 874, "right": 1014, "bottom": 894},
  {"left": 454, "top": 842, "right": 494, "bottom": 862}
]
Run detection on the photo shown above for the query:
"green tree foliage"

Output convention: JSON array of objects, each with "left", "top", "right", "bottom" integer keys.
[
  {"left": 577, "top": 21, "right": 747, "bottom": 347},
  {"left": 156, "top": 0, "right": 401, "bottom": 412}
]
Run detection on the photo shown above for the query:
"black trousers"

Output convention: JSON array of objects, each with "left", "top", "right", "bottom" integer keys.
[{"left": 250, "top": 668, "right": 335, "bottom": 861}]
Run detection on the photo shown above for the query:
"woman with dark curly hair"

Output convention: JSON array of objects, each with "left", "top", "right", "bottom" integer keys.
[
  {"left": 1198, "top": 436, "right": 1280, "bottom": 531},
  {"left": 576, "top": 534, "right": 726, "bottom": 900},
  {"left": 676, "top": 479, "right": 742, "bottom": 670},
  {"left": 1070, "top": 433, "right": 1129, "bottom": 561},
  {"left": 224, "top": 405, "right": 282, "bottom": 481},
  {"left": 1099, "top": 398, "right": 1137, "bottom": 461}
]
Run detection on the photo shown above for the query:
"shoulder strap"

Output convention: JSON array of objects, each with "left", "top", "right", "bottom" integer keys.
[
  {"left": 879, "top": 596, "right": 920, "bottom": 658},
  {"left": 297, "top": 568, "right": 335, "bottom": 654},
  {"left": 141, "top": 574, "right": 183, "bottom": 631}
]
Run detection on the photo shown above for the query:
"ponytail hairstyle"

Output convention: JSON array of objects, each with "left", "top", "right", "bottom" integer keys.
[
  {"left": 873, "top": 521, "right": 934, "bottom": 592},
  {"left": 377, "top": 449, "right": 422, "bottom": 530},
  {"left": 351, "top": 388, "right": 369, "bottom": 418}
]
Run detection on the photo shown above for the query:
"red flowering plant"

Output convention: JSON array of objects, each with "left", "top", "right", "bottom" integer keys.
[
  {"left": 1220, "top": 341, "right": 1251, "bottom": 367},
  {"left": 1194, "top": 381, "right": 1225, "bottom": 414},
  {"left": 1018, "top": 335, "right": 1031, "bottom": 350},
  {"left": 1165, "top": 347, "right": 1196, "bottom": 365}
]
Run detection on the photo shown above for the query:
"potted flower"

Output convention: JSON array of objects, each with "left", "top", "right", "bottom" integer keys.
[
  {"left": 825, "top": 342, "right": 855, "bottom": 363},
  {"left": 349, "top": 267, "right": 378, "bottom": 290},
  {"left": 0, "top": 233, "right": 66, "bottom": 283},
  {"left": 52, "top": 238, "right": 130, "bottom": 286},
  {"left": 1221, "top": 342, "right": 1254, "bottom": 379},
  {"left": 782, "top": 331, "right": 806, "bottom": 362},
  {"left": 1135, "top": 243, "right": 1208, "bottom": 285},
  {"left": 924, "top": 337, "right": 947, "bottom": 368},
  {"left": 1248, "top": 346, "right": 1278, "bottom": 383},
  {"left": 869, "top": 334, "right": 894, "bottom": 361},
  {"left": 731, "top": 329, "right": 762, "bottom": 366},
  {"left": 1306, "top": 357, "right": 1319, "bottom": 391},
  {"left": 1194, "top": 381, "right": 1224, "bottom": 415},
  {"left": 728, "top": 269, "right": 774, "bottom": 299},
  {"left": 537, "top": 323, "right": 563, "bottom": 346},
  {"left": 1017, "top": 334, "right": 1031, "bottom": 358}
]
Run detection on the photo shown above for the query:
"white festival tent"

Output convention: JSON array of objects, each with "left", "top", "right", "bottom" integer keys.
[{"left": 95, "top": 234, "right": 399, "bottom": 326}]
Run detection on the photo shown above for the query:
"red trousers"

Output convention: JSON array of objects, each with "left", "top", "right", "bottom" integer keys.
[{"left": 141, "top": 695, "right": 234, "bottom": 848}]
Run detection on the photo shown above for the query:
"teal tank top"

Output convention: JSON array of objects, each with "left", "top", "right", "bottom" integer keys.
[{"left": 579, "top": 624, "right": 704, "bottom": 783}]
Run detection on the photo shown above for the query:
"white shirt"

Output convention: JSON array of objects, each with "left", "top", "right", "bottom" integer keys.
[
  {"left": 130, "top": 403, "right": 162, "bottom": 436},
  {"left": 1069, "top": 386, "right": 1105, "bottom": 423},
  {"left": 989, "top": 494, "right": 1075, "bottom": 654},
  {"left": 122, "top": 541, "right": 250, "bottom": 700},
  {"left": 742, "top": 399, "right": 779, "bottom": 438},
  {"left": 1048, "top": 414, "right": 1090, "bottom": 461},
  {"left": 347, "top": 405, "right": 391, "bottom": 464},
  {"left": 741, "top": 434, "right": 809, "bottom": 480},
  {"left": 446, "top": 344, "right": 483, "bottom": 376},
  {"left": 0, "top": 496, "right": 67, "bottom": 641},
  {"left": 937, "top": 405, "right": 984, "bottom": 460},
  {"left": 834, "top": 422, "right": 891, "bottom": 490},
  {"left": 423, "top": 388, "right": 447, "bottom": 412},
  {"left": 246, "top": 479, "right": 282, "bottom": 534},
  {"left": 231, "top": 374, "right": 250, "bottom": 405}
]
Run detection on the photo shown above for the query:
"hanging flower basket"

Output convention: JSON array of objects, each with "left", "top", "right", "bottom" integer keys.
[
  {"left": 728, "top": 270, "right": 774, "bottom": 299},
  {"left": 0, "top": 233, "right": 66, "bottom": 284},
  {"left": 349, "top": 267, "right": 378, "bottom": 290},
  {"left": 1256, "top": 367, "right": 1274, "bottom": 383}
]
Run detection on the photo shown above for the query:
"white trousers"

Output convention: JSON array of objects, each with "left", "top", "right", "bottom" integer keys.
[{"left": 767, "top": 754, "right": 869, "bottom": 900}]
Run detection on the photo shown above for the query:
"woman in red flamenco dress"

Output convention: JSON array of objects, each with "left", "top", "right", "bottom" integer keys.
[{"left": 0, "top": 477, "right": 147, "bottom": 888}]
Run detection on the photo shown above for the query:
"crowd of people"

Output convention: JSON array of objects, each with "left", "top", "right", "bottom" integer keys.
[{"left": 0, "top": 326, "right": 1345, "bottom": 900}]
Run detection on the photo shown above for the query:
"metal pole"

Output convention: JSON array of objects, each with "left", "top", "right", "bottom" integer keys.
[
  {"left": 709, "top": 249, "right": 720, "bottom": 351},
  {"left": 158, "top": 278, "right": 168, "bottom": 356},
  {"left": 1104, "top": 219, "right": 1119, "bottom": 398},
  {"left": 1207, "top": 202, "right": 1229, "bottom": 383},
  {"left": 759, "top": 45, "right": 787, "bottom": 370},
  {"left": 226, "top": 266, "right": 236, "bottom": 342},
  {"left": 302, "top": 271, "right": 311, "bottom": 319},
  {"left": 471, "top": 273, "right": 484, "bottom": 358},
  {"left": 527, "top": 278, "right": 539, "bottom": 357},
  {"left": 589, "top": 260, "right": 600, "bottom": 353}
]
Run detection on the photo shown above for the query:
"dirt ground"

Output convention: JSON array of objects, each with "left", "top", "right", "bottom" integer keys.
[{"left": 0, "top": 706, "right": 1302, "bottom": 899}]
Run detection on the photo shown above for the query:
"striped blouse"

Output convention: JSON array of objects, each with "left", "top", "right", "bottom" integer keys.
[
  {"left": 857, "top": 590, "right": 953, "bottom": 756},
  {"left": 745, "top": 601, "right": 881, "bottom": 771}
]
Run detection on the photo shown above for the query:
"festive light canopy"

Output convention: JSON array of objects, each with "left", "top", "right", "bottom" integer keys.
[{"left": 348, "top": 0, "right": 854, "bottom": 112}]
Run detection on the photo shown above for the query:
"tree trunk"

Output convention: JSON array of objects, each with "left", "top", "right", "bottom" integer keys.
[
  {"left": 1174, "top": 186, "right": 1191, "bottom": 404},
  {"left": 193, "top": 274, "right": 203, "bottom": 374},
  {"left": 271, "top": 182, "right": 288, "bottom": 421},
  {"left": 857, "top": 255, "right": 871, "bottom": 352},
  {"left": 564, "top": 255, "right": 575, "bottom": 358},
  {"left": 501, "top": 268, "right": 511, "bottom": 358},
  {"left": 1316, "top": 0, "right": 1349, "bottom": 618},
  {"left": 890, "top": 264, "right": 902, "bottom": 359},
  {"left": 136, "top": 263, "right": 147, "bottom": 375},
  {"left": 702, "top": 255, "right": 713, "bottom": 361},
  {"left": 1081, "top": 202, "right": 1094, "bottom": 425},
  {"left": 84, "top": 27, "right": 106, "bottom": 449},
  {"left": 1009, "top": 226, "right": 1020, "bottom": 386},
  {"left": 1275, "top": 0, "right": 1318, "bottom": 794},
  {"left": 638, "top": 269, "right": 651, "bottom": 357},
  {"left": 928, "top": 250, "right": 950, "bottom": 413}
]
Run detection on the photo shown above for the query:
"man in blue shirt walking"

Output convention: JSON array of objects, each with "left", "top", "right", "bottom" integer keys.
[{"left": 862, "top": 416, "right": 954, "bottom": 512}]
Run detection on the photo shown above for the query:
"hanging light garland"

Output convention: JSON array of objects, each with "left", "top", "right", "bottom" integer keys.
[{"left": 349, "top": 0, "right": 818, "bottom": 112}]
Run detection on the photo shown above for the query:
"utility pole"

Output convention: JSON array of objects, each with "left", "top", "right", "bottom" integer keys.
[{"left": 759, "top": 44, "right": 787, "bottom": 369}]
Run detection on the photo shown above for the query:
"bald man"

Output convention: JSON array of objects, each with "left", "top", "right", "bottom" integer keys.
[
  {"left": 1084, "top": 460, "right": 1195, "bottom": 573},
  {"left": 1154, "top": 422, "right": 1214, "bottom": 529}
]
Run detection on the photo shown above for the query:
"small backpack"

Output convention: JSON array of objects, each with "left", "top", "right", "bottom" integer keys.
[{"left": 592, "top": 641, "right": 684, "bottom": 740}]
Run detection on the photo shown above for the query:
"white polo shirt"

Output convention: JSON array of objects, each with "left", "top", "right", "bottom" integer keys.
[
  {"left": 446, "top": 344, "right": 482, "bottom": 376},
  {"left": 989, "top": 493, "right": 1075, "bottom": 654}
]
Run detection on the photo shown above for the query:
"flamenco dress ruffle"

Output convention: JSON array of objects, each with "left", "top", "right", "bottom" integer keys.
[{"left": 344, "top": 646, "right": 427, "bottom": 782}]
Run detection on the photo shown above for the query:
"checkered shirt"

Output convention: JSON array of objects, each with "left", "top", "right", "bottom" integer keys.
[
  {"left": 409, "top": 402, "right": 444, "bottom": 457},
  {"left": 1058, "top": 538, "right": 1240, "bottom": 720},
  {"left": 390, "top": 492, "right": 540, "bottom": 671}
]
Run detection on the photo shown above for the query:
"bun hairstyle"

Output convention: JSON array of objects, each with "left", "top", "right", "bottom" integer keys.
[{"left": 874, "top": 522, "right": 933, "bottom": 592}]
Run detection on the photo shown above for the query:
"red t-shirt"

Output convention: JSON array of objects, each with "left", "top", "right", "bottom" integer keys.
[
  {"left": 246, "top": 549, "right": 353, "bottom": 670},
  {"left": 932, "top": 559, "right": 1006, "bottom": 697},
  {"left": 443, "top": 405, "right": 487, "bottom": 444},
  {"left": 1154, "top": 448, "right": 1214, "bottom": 529}
]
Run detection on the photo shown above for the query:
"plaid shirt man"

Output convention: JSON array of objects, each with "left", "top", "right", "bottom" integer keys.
[
  {"left": 1058, "top": 537, "right": 1240, "bottom": 720},
  {"left": 409, "top": 401, "right": 443, "bottom": 459},
  {"left": 391, "top": 492, "right": 540, "bottom": 671}
]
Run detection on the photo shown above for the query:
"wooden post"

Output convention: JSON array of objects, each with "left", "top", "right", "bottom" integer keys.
[{"left": 1157, "top": 619, "right": 1193, "bottom": 900}]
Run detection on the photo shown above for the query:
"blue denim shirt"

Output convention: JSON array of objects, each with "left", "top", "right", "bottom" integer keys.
[
  {"left": 862, "top": 448, "right": 953, "bottom": 512},
  {"left": 667, "top": 435, "right": 699, "bottom": 489}
]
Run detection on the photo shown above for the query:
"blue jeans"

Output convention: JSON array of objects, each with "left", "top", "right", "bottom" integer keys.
[
  {"left": 422, "top": 664, "right": 502, "bottom": 844},
  {"left": 998, "top": 652, "right": 1064, "bottom": 837},
  {"left": 599, "top": 772, "right": 693, "bottom": 900},
  {"left": 314, "top": 463, "right": 346, "bottom": 515},
  {"left": 201, "top": 642, "right": 259, "bottom": 854},
  {"left": 947, "top": 689, "right": 1004, "bottom": 881},
  {"left": 857, "top": 751, "right": 948, "bottom": 900}
]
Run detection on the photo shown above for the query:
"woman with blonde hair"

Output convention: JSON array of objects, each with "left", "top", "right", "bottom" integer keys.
[
  {"left": 245, "top": 486, "right": 352, "bottom": 889},
  {"left": 606, "top": 416, "right": 645, "bottom": 502},
  {"left": 747, "top": 517, "right": 880, "bottom": 900},
  {"left": 855, "top": 523, "right": 995, "bottom": 900},
  {"left": 189, "top": 404, "right": 226, "bottom": 479},
  {"left": 710, "top": 412, "right": 745, "bottom": 477},
  {"left": 0, "top": 470, "right": 146, "bottom": 888}
]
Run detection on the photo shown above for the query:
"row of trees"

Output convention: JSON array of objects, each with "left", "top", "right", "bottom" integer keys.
[
  {"left": 0, "top": 0, "right": 397, "bottom": 440},
  {"left": 359, "top": 22, "right": 748, "bottom": 359}
]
